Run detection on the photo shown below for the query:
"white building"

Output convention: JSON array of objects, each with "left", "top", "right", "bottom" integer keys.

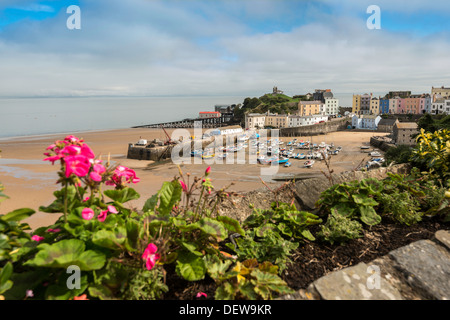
[
  {"left": 288, "top": 115, "right": 329, "bottom": 127},
  {"left": 323, "top": 98, "right": 339, "bottom": 116},
  {"left": 431, "top": 98, "right": 445, "bottom": 115},
  {"left": 245, "top": 113, "right": 266, "bottom": 130},
  {"left": 199, "top": 112, "right": 221, "bottom": 119},
  {"left": 352, "top": 115, "right": 382, "bottom": 130}
]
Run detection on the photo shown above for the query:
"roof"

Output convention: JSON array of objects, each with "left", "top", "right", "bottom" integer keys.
[
  {"left": 199, "top": 111, "right": 220, "bottom": 114},
  {"left": 300, "top": 100, "right": 323, "bottom": 105},
  {"left": 378, "top": 118, "right": 397, "bottom": 125},
  {"left": 394, "top": 122, "right": 418, "bottom": 129}
]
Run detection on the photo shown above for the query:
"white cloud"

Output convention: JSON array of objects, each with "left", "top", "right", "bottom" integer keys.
[{"left": 0, "top": 0, "right": 449, "bottom": 104}]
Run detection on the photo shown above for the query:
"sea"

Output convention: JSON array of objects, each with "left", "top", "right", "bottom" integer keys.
[{"left": 0, "top": 95, "right": 245, "bottom": 139}]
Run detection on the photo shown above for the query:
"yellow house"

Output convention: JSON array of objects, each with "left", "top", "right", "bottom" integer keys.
[
  {"left": 370, "top": 97, "right": 380, "bottom": 115},
  {"left": 298, "top": 101, "right": 323, "bottom": 116},
  {"left": 352, "top": 94, "right": 361, "bottom": 114},
  {"left": 265, "top": 114, "right": 289, "bottom": 128}
]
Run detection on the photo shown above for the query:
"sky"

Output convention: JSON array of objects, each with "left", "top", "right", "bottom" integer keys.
[{"left": 0, "top": 0, "right": 450, "bottom": 104}]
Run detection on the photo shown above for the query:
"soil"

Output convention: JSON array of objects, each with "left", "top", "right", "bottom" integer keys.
[{"left": 161, "top": 214, "right": 449, "bottom": 300}]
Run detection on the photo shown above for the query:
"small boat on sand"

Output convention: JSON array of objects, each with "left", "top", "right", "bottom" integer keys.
[{"left": 303, "top": 160, "right": 315, "bottom": 168}]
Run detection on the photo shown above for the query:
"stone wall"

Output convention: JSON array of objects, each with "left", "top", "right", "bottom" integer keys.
[
  {"left": 370, "top": 136, "right": 396, "bottom": 152},
  {"left": 279, "top": 118, "right": 350, "bottom": 137},
  {"left": 294, "top": 163, "right": 411, "bottom": 210}
]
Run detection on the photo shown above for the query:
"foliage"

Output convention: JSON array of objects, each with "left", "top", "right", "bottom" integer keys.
[
  {"left": 226, "top": 229, "right": 298, "bottom": 273},
  {"left": 417, "top": 114, "right": 450, "bottom": 133},
  {"left": 0, "top": 208, "right": 34, "bottom": 263},
  {"left": 316, "top": 178, "right": 383, "bottom": 226},
  {"left": 317, "top": 173, "right": 448, "bottom": 233},
  {"left": 1, "top": 131, "right": 448, "bottom": 300},
  {"left": 205, "top": 257, "right": 294, "bottom": 300},
  {"left": 411, "top": 128, "right": 450, "bottom": 183},
  {"left": 243, "top": 202, "right": 322, "bottom": 241},
  {"left": 317, "top": 210, "right": 363, "bottom": 245},
  {"left": 384, "top": 144, "right": 413, "bottom": 165}
]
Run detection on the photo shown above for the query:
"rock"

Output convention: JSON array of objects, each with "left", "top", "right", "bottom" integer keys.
[
  {"left": 389, "top": 240, "right": 450, "bottom": 300},
  {"left": 277, "top": 287, "right": 321, "bottom": 300},
  {"left": 310, "top": 262, "right": 404, "bottom": 300},
  {"left": 435, "top": 230, "right": 450, "bottom": 251},
  {"left": 294, "top": 164, "right": 410, "bottom": 210}
]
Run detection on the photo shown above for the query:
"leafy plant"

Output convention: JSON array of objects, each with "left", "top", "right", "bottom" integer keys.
[
  {"left": 318, "top": 210, "right": 363, "bottom": 245},
  {"left": 243, "top": 202, "right": 322, "bottom": 241},
  {"left": 411, "top": 128, "right": 450, "bottom": 182},
  {"left": 316, "top": 178, "right": 383, "bottom": 226},
  {"left": 205, "top": 257, "right": 294, "bottom": 300},
  {"left": 226, "top": 229, "right": 298, "bottom": 273}
]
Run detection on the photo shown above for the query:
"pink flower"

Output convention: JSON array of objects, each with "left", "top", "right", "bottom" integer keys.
[
  {"left": 43, "top": 154, "right": 63, "bottom": 165},
  {"left": 81, "top": 208, "right": 94, "bottom": 220},
  {"left": 142, "top": 243, "right": 160, "bottom": 271},
  {"left": 46, "top": 228, "right": 61, "bottom": 233},
  {"left": 90, "top": 163, "right": 106, "bottom": 182},
  {"left": 64, "top": 135, "right": 83, "bottom": 143},
  {"left": 179, "top": 180, "right": 188, "bottom": 193},
  {"left": 73, "top": 294, "right": 89, "bottom": 300},
  {"left": 107, "top": 205, "right": 118, "bottom": 214},
  {"left": 83, "top": 196, "right": 90, "bottom": 202},
  {"left": 65, "top": 155, "right": 91, "bottom": 178},
  {"left": 60, "top": 144, "right": 95, "bottom": 160},
  {"left": 97, "top": 210, "right": 108, "bottom": 222},
  {"left": 205, "top": 166, "right": 211, "bottom": 176},
  {"left": 106, "top": 166, "right": 140, "bottom": 187},
  {"left": 60, "top": 145, "right": 82, "bottom": 156},
  {"left": 31, "top": 235, "right": 44, "bottom": 242},
  {"left": 25, "top": 290, "right": 34, "bottom": 298},
  {"left": 196, "top": 292, "right": 207, "bottom": 298},
  {"left": 80, "top": 144, "right": 95, "bottom": 160}
]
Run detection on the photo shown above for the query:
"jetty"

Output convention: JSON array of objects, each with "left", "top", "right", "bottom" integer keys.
[{"left": 132, "top": 116, "right": 232, "bottom": 129}]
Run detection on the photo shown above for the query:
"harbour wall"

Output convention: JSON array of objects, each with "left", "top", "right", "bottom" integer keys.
[{"left": 279, "top": 118, "right": 350, "bottom": 137}]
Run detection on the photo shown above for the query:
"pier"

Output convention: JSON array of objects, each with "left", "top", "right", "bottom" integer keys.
[{"left": 132, "top": 116, "right": 232, "bottom": 129}]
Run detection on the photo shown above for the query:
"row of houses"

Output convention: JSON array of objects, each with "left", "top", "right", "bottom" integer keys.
[
  {"left": 350, "top": 114, "right": 419, "bottom": 146},
  {"left": 245, "top": 113, "right": 329, "bottom": 129},
  {"left": 352, "top": 86, "right": 450, "bottom": 116}
]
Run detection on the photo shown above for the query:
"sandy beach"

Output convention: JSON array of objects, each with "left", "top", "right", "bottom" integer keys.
[{"left": 0, "top": 127, "right": 388, "bottom": 230}]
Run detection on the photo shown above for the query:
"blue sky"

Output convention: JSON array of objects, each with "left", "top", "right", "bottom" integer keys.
[{"left": 0, "top": 0, "right": 449, "bottom": 102}]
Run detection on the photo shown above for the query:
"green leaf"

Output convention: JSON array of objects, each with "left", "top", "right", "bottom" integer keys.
[
  {"left": 2, "top": 208, "right": 35, "bottom": 222},
  {"left": 359, "top": 206, "right": 382, "bottom": 226},
  {"left": 216, "top": 216, "right": 245, "bottom": 236},
  {"left": 157, "top": 181, "right": 182, "bottom": 215},
  {"left": 143, "top": 193, "right": 158, "bottom": 213},
  {"left": 352, "top": 194, "right": 379, "bottom": 207},
  {"left": 25, "top": 239, "right": 106, "bottom": 271},
  {"left": 204, "top": 255, "right": 233, "bottom": 281},
  {"left": 300, "top": 229, "right": 316, "bottom": 241},
  {"left": 45, "top": 274, "right": 88, "bottom": 300},
  {"left": 181, "top": 242, "right": 203, "bottom": 257},
  {"left": 196, "top": 217, "right": 228, "bottom": 241},
  {"left": 0, "top": 262, "right": 13, "bottom": 294},
  {"left": 255, "top": 224, "right": 277, "bottom": 237},
  {"left": 92, "top": 228, "right": 126, "bottom": 250},
  {"left": 215, "top": 282, "right": 235, "bottom": 300},
  {"left": 277, "top": 223, "right": 292, "bottom": 237},
  {"left": 104, "top": 188, "right": 140, "bottom": 203},
  {"left": 175, "top": 251, "right": 206, "bottom": 281},
  {"left": 125, "top": 220, "right": 141, "bottom": 251},
  {"left": 88, "top": 284, "right": 115, "bottom": 300}
]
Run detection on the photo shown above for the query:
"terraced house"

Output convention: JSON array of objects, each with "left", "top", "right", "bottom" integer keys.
[{"left": 298, "top": 100, "right": 323, "bottom": 116}]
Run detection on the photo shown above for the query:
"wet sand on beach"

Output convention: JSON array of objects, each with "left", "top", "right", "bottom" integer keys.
[{"left": 0, "top": 128, "right": 388, "bottom": 230}]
